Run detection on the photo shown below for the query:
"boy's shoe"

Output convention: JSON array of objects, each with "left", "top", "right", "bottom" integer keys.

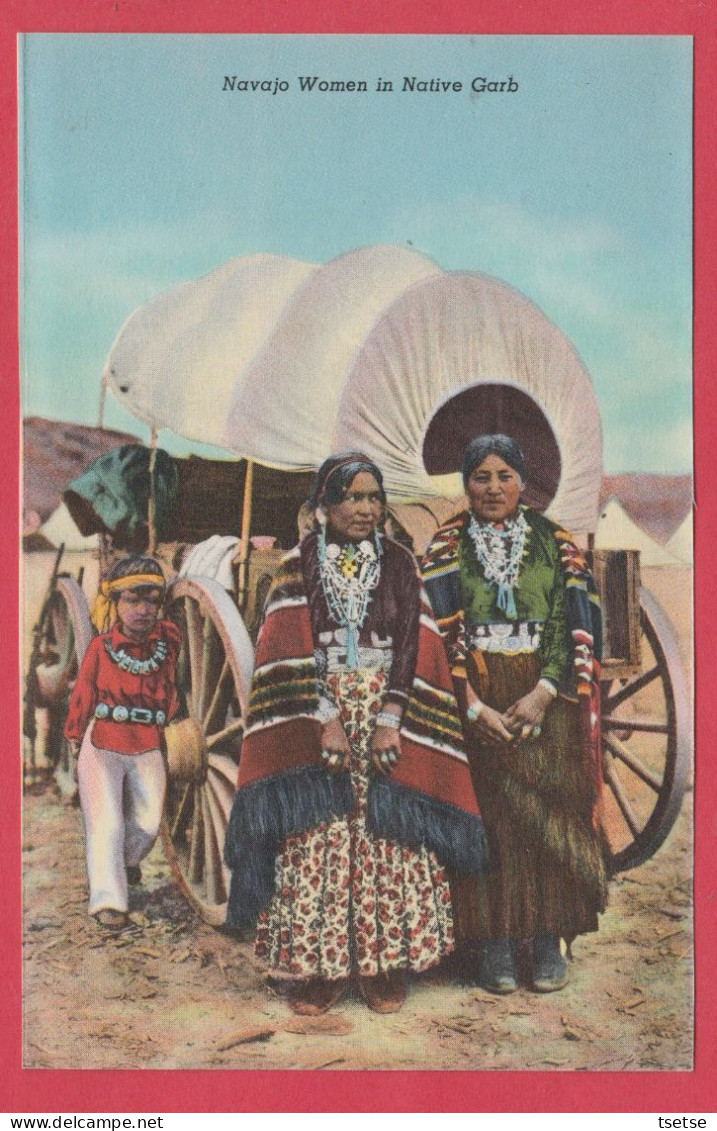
[
  {"left": 94, "top": 909, "right": 129, "bottom": 931},
  {"left": 126, "top": 865, "right": 142, "bottom": 885},
  {"left": 531, "top": 932, "right": 569, "bottom": 992},
  {"left": 478, "top": 939, "right": 518, "bottom": 994}
]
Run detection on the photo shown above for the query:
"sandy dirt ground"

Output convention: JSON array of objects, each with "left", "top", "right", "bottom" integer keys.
[{"left": 21, "top": 553, "right": 693, "bottom": 1072}]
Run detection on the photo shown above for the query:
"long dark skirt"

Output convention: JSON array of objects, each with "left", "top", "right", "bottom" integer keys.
[{"left": 451, "top": 652, "right": 608, "bottom": 943}]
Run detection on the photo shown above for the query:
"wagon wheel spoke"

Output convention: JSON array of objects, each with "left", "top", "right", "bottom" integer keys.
[
  {"left": 197, "top": 616, "right": 218, "bottom": 723},
  {"left": 184, "top": 599, "right": 204, "bottom": 716},
  {"left": 601, "top": 589, "right": 690, "bottom": 874},
  {"left": 604, "top": 665, "right": 661, "bottom": 712},
  {"left": 603, "top": 734, "right": 662, "bottom": 792},
  {"left": 187, "top": 789, "right": 205, "bottom": 885},
  {"left": 169, "top": 783, "right": 193, "bottom": 840},
  {"left": 209, "top": 787, "right": 234, "bottom": 831},
  {"left": 201, "top": 788, "right": 225, "bottom": 906},
  {"left": 207, "top": 751, "right": 240, "bottom": 796},
  {"left": 602, "top": 716, "right": 668, "bottom": 735},
  {"left": 204, "top": 780, "right": 231, "bottom": 904},
  {"left": 206, "top": 718, "right": 245, "bottom": 752},
  {"left": 202, "top": 657, "right": 232, "bottom": 736},
  {"left": 603, "top": 761, "right": 641, "bottom": 838}
]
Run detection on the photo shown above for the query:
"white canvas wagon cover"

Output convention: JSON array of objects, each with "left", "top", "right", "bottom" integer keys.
[{"left": 103, "top": 245, "right": 603, "bottom": 533}]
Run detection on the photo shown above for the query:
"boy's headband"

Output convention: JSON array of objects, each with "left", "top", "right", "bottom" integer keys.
[
  {"left": 103, "top": 572, "right": 165, "bottom": 595},
  {"left": 90, "top": 572, "right": 165, "bottom": 632}
]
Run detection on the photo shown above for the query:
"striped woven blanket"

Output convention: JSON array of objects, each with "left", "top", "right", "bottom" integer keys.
[{"left": 225, "top": 540, "right": 488, "bottom": 929}]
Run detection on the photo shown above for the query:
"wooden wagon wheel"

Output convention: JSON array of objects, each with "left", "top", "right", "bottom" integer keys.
[
  {"left": 601, "top": 588, "right": 691, "bottom": 874},
  {"left": 27, "top": 574, "right": 94, "bottom": 789},
  {"left": 161, "top": 576, "right": 254, "bottom": 926}
]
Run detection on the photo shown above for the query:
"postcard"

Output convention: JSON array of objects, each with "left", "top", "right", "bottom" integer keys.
[{"left": 6, "top": 8, "right": 714, "bottom": 1117}]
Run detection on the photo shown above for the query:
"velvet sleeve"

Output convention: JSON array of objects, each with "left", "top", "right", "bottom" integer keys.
[{"left": 538, "top": 548, "right": 571, "bottom": 688}]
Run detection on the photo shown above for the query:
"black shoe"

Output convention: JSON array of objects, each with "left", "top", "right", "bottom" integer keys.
[
  {"left": 478, "top": 939, "right": 518, "bottom": 994},
  {"left": 126, "top": 865, "right": 142, "bottom": 885},
  {"left": 532, "top": 931, "right": 568, "bottom": 992}
]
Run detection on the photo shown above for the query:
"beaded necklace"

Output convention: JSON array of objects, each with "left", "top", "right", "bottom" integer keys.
[
  {"left": 104, "top": 637, "right": 168, "bottom": 675},
  {"left": 467, "top": 509, "right": 529, "bottom": 619},
  {"left": 318, "top": 529, "right": 381, "bottom": 668}
]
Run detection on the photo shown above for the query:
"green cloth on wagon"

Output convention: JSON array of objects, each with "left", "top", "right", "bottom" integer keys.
[{"left": 63, "top": 444, "right": 179, "bottom": 546}]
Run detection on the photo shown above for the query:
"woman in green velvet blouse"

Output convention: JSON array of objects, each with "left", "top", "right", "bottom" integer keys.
[{"left": 421, "top": 434, "right": 607, "bottom": 995}]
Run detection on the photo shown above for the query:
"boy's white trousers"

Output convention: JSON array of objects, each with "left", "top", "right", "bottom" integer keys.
[{"left": 77, "top": 728, "right": 166, "bottom": 914}]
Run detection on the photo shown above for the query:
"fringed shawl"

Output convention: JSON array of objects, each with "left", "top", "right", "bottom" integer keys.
[
  {"left": 421, "top": 508, "right": 604, "bottom": 823},
  {"left": 225, "top": 539, "right": 488, "bottom": 930}
]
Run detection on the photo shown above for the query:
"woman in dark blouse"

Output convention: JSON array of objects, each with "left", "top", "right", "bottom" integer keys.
[{"left": 225, "top": 453, "right": 487, "bottom": 1016}]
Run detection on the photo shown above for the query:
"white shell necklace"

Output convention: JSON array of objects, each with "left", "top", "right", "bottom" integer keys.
[
  {"left": 104, "top": 637, "right": 168, "bottom": 675},
  {"left": 467, "top": 509, "right": 529, "bottom": 619},
  {"left": 318, "top": 530, "right": 381, "bottom": 668}
]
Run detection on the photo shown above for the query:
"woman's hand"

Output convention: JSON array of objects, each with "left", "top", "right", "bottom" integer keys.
[
  {"left": 502, "top": 682, "right": 554, "bottom": 742},
  {"left": 371, "top": 717, "right": 401, "bottom": 777},
  {"left": 320, "top": 717, "right": 351, "bottom": 774},
  {"left": 468, "top": 703, "right": 514, "bottom": 745}
]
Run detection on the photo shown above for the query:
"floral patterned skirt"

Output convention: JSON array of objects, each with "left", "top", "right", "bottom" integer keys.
[{"left": 254, "top": 668, "right": 454, "bottom": 980}]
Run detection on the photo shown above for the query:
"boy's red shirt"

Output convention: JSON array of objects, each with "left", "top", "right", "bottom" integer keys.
[{"left": 64, "top": 618, "right": 182, "bottom": 754}]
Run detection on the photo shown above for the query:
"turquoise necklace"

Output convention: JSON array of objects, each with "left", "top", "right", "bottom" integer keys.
[
  {"left": 467, "top": 510, "right": 529, "bottom": 619},
  {"left": 104, "top": 637, "right": 168, "bottom": 675},
  {"left": 317, "top": 530, "right": 381, "bottom": 668}
]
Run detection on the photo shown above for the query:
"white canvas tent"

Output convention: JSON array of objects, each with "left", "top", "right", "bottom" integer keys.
[
  {"left": 40, "top": 502, "right": 99, "bottom": 552},
  {"left": 665, "top": 513, "right": 693, "bottom": 565},
  {"left": 595, "top": 496, "right": 679, "bottom": 567},
  {"left": 103, "top": 245, "right": 604, "bottom": 534}
]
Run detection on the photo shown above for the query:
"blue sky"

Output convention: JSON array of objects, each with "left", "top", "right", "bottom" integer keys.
[{"left": 20, "top": 34, "right": 692, "bottom": 473}]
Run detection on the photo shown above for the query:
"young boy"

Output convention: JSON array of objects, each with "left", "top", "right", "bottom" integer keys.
[{"left": 64, "top": 556, "right": 181, "bottom": 930}]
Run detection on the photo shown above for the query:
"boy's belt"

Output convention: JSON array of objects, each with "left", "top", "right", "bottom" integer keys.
[{"left": 94, "top": 703, "right": 167, "bottom": 726}]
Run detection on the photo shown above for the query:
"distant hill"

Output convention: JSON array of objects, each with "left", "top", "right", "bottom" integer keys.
[
  {"left": 23, "top": 417, "right": 139, "bottom": 533},
  {"left": 599, "top": 474, "right": 692, "bottom": 545}
]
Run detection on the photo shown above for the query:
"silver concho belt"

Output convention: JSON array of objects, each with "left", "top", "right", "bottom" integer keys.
[
  {"left": 318, "top": 645, "right": 393, "bottom": 674},
  {"left": 468, "top": 620, "right": 544, "bottom": 654},
  {"left": 94, "top": 704, "right": 167, "bottom": 726}
]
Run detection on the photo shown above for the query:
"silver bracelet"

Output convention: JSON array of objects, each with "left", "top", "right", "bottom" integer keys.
[
  {"left": 316, "top": 696, "right": 340, "bottom": 724},
  {"left": 376, "top": 710, "right": 401, "bottom": 729},
  {"left": 466, "top": 700, "right": 484, "bottom": 723}
]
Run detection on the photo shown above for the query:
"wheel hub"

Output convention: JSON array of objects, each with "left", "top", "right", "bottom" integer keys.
[{"left": 164, "top": 717, "right": 208, "bottom": 783}]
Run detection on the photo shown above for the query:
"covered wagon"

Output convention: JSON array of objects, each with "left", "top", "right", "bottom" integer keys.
[{"left": 24, "top": 245, "right": 691, "bottom": 926}]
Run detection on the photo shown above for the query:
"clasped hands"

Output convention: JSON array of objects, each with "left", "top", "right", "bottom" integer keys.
[
  {"left": 467, "top": 682, "right": 554, "bottom": 747},
  {"left": 320, "top": 712, "right": 401, "bottom": 777}
]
